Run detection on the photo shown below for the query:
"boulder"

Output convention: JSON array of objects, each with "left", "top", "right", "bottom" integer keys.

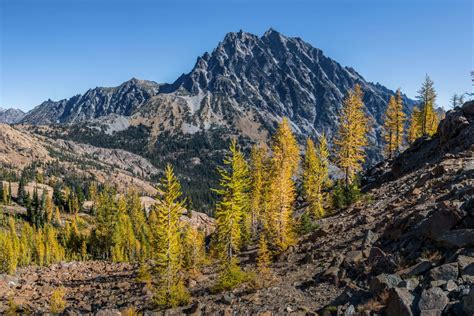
[
  {"left": 398, "top": 278, "right": 419, "bottom": 291},
  {"left": 418, "top": 207, "right": 463, "bottom": 240},
  {"left": 457, "top": 255, "right": 474, "bottom": 282},
  {"left": 428, "top": 263, "right": 459, "bottom": 281},
  {"left": 417, "top": 287, "right": 449, "bottom": 316},
  {"left": 369, "top": 273, "right": 402, "bottom": 294},
  {"left": 437, "top": 229, "right": 474, "bottom": 248},
  {"left": 397, "top": 260, "right": 433, "bottom": 278},
  {"left": 386, "top": 287, "right": 415, "bottom": 316},
  {"left": 361, "top": 230, "right": 378, "bottom": 249},
  {"left": 462, "top": 289, "right": 474, "bottom": 315}
]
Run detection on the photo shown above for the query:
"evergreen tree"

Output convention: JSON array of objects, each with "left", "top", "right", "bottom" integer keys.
[
  {"left": 17, "top": 176, "right": 26, "bottom": 205},
  {"left": 267, "top": 118, "right": 300, "bottom": 252},
  {"left": 0, "top": 182, "right": 5, "bottom": 205},
  {"left": 151, "top": 164, "right": 189, "bottom": 308},
  {"left": 383, "top": 90, "right": 405, "bottom": 158},
  {"left": 417, "top": 74, "right": 438, "bottom": 136},
  {"left": 213, "top": 139, "right": 250, "bottom": 263},
  {"left": 7, "top": 182, "right": 12, "bottom": 205},
  {"left": 302, "top": 135, "right": 330, "bottom": 219},
  {"left": 334, "top": 84, "right": 369, "bottom": 188}
]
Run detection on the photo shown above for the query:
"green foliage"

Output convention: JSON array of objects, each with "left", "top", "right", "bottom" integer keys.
[
  {"left": 212, "top": 258, "right": 252, "bottom": 293},
  {"left": 297, "top": 212, "right": 319, "bottom": 235},
  {"left": 332, "top": 179, "right": 362, "bottom": 209},
  {"left": 213, "top": 139, "right": 250, "bottom": 263},
  {"left": 49, "top": 287, "right": 67, "bottom": 314}
]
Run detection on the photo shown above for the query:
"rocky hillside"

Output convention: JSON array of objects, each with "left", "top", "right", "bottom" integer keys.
[
  {"left": 0, "top": 124, "right": 159, "bottom": 195},
  {"left": 0, "top": 108, "right": 25, "bottom": 124},
  {"left": 1, "top": 100, "right": 471, "bottom": 314}
]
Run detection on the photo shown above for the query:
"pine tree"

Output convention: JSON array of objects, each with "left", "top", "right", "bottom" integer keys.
[
  {"left": 417, "top": 74, "right": 438, "bottom": 136},
  {"left": 407, "top": 106, "right": 422, "bottom": 144},
  {"left": 151, "top": 164, "right": 189, "bottom": 308},
  {"left": 383, "top": 90, "right": 405, "bottom": 158},
  {"left": 334, "top": 84, "right": 369, "bottom": 188},
  {"left": 213, "top": 139, "right": 250, "bottom": 263},
  {"left": 302, "top": 134, "right": 330, "bottom": 219},
  {"left": 7, "top": 182, "right": 12, "bottom": 204},
  {"left": 267, "top": 118, "right": 300, "bottom": 251},
  {"left": 0, "top": 182, "right": 5, "bottom": 205}
]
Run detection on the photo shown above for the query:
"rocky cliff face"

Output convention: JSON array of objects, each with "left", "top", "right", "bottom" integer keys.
[
  {"left": 21, "top": 78, "right": 160, "bottom": 124},
  {"left": 0, "top": 108, "right": 25, "bottom": 124}
]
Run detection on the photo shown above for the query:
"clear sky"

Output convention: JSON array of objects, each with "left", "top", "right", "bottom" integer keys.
[{"left": 0, "top": 0, "right": 472, "bottom": 111}]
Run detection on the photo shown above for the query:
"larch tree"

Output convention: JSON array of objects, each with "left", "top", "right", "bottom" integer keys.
[
  {"left": 256, "top": 234, "right": 271, "bottom": 277},
  {"left": 267, "top": 117, "right": 300, "bottom": 252},
  {"left": 383, "top": 90, "right": 405, "bottom": 158},
  {"left": 334, "top": 84, "right": 369, "bottom": 188},
  {"left": 407, "top": 106, "right": 422, "bottom": 144},
  {"left": 213, "top": 139, "right": 250, "bottom": 264},
  {"left": 417, "top": 74, "right": 438, "bottom": 136},
  {"left": 151, "top": 164, "right": 189, "bottom": 308},
  {"left": 302, "top": 134, "right": 330, "bottom": 219}
]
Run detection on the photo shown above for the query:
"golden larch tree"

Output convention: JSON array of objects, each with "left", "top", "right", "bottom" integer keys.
[
  {"left": 267, "top": 117, "right": 300, "bottom": 252},
  {"left": 151, "top": 164, "right": 189, "bottom": 308},
  {"left": 302, "top": 134, "right": 330, "bottom": 219},
  {"left": 334, "top": 84, "right": 369, "bottom": 187}
]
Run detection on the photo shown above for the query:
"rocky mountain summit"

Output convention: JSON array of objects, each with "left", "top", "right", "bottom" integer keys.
[
  {"left": 20, "top": 29, "right": 413, "bottom": 163},
  {"left": 0, "top": 107, "right": 25, "bottom": 124},
  {"left": 1, "top": 98, "right": 471, "bottom": 314}
]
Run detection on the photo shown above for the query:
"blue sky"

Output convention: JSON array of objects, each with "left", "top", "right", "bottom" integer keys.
[{"left": 0, "top": 0, "right": 472, "bottom": 111}]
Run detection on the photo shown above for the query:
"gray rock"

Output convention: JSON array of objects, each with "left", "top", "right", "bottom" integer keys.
[
  {"left": 437, "top": 229, "right": 474, "bottom": 248},
  {"left": 397, "top": 260, "right": 433, "bottom": 278},
  {"left": 418, "top": 287, "right": 449, "bottom": 316},
  {"left": 428, "top": 263, "right": 459, "bottom": 281},
  {"left": 369, "top": 273, "right": 402, "bottom": 294},
  {"left": 386, "top": 287, "right": 415, "bottom": 316},
  {"left": 398, "top": 278, "right": 419, "bottom": 291},
  {"left": 444, "top": 280, "right": 457, "bottom": 292},
  {"left": 457, "top": 255, "right": 474, "bottom": 282},
  {"left": 462, "top": 289, "right": 474, "bottom": 315},
  {"left": 362, "top": 230, "right": 378, "bottom": 248}
]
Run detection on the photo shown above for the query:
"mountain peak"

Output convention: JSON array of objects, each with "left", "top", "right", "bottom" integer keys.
[{"left": 262, "top": 27, "right": 281, "bottom": 37}]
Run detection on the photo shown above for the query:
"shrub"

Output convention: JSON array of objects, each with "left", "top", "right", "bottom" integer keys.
[
  {"left": 49, "top": 287, "right": 67, "bottom": 314},
  {"left": 212, "top": 258, "right": 253, "bottom": 293}
]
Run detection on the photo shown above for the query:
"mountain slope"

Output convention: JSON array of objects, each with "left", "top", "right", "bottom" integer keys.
[
  {"left": 2, "top": 103, "right": 472, "bottom": 315},
  {"left": 21, "top": 78, "right": 160, "bottom": 124},
  {"left": 0, "top": 108, "right": 25, "bottom": 124}
]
